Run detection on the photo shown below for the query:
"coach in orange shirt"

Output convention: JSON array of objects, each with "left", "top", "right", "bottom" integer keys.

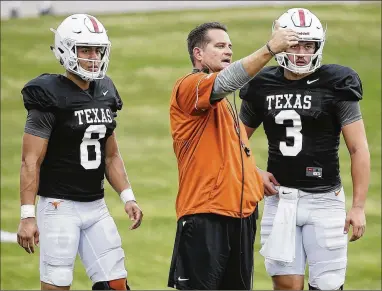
[{"left": 167, "top": 21, "right": 298, "bottom": 290}]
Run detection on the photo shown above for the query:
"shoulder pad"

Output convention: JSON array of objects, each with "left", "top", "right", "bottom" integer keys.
[
  {"left": 102, "top": 75, "right": 123, "bottom": 111},
  {"left": 240, "top": 66, "right": 279, "bottom": 101},
  {"left": 21, "top": 74, "right": 59, "bottom": 111},
  {"left": 251, "top": 66, "right": 280, "bottom": 85},
  {"left": 320, "top": 64, "right": 363, "bottom": 101}
]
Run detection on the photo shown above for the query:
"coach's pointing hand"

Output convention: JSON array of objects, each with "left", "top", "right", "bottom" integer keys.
[
  {"left": 125, "top": 201, "right": 143, "bottom": 230},
  {"left": 267, "top": 20, "right": 299, "bottom": 54},
  {"left": 17, "top": 218, "right": 39, "bottom": 254}
]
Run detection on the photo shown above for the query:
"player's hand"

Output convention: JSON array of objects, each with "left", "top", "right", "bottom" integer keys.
[
  {"left": 17, "top": 217, "right": 39, "bottom": 254},
  {"left": 344, "top": 206, "right": 366, "bottom": 242},
  {"left": 124, "top": 201, "right": 143, "bottom": 230},
  {"left": 267, "top": 20, "right": 299, "bottom": 54},
  {"left": 257, "top": 168, "right": 280, "bottom": 196}
]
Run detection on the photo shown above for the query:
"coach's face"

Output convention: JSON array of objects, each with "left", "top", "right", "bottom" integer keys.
[{"left": 195, "top": 29, "right": 233, "bottom": 72}]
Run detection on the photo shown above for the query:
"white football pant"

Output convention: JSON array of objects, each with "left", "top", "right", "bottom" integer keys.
[
  {"left": 260, "top": 187, "right": 348, "bottom": 290},
  {"left": 37, "top": 197, "right": 127, "bottom": 286}
]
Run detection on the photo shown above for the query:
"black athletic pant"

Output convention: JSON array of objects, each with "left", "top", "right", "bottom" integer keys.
[{"left": 168, "top": 212, "right": 257, "bottom": 290}]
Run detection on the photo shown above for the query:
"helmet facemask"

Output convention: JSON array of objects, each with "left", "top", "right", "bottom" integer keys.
[
  {"left": 73, "top": 43, "right": 110, "bottom": 81},
  {"left": 276, "top": 37, "right": 325, "bottom": 75}
]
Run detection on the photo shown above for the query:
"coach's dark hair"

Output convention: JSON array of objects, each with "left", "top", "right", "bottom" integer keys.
[{"left": 187, "top": 22, "right": 228, "bottom": 66}]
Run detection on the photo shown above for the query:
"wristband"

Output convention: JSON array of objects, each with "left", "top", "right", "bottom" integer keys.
[
  {"left": 21, "top": 205, "right": 36, "bottom": 219},
  {"left": 266, "top": 41, "right": 276, "bottom": 57},
  {"left": 120, "top": 188, "right": 136, "bottom": 204}
]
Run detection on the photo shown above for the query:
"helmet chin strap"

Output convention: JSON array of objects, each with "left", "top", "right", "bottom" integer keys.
[
  {"left": 282, "top": 52, "right": 319, "bottom": 75},
  {"left": 288, "top": 63, "right": 312, "bottom": 75},
  {"left": 74, "top": 54, "right": 106, "bottom": 81},
  {"left": 288, "top": 57, "right": 312, "bottom": 75}
]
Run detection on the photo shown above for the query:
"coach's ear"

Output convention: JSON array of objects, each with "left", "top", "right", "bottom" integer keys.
[{"left": 193, "top": 47, "right": 203, "bottom": 63}]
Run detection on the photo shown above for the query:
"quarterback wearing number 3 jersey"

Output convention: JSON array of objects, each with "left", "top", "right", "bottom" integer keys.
[
  {"left": 17, "top": 14, "right": 143, "bottom": 290},
  {"left": 240, "top": 8, "right": 370, "bottom": 291}
]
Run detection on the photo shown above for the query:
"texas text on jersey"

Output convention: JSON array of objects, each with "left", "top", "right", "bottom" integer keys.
[
  {"left": 239, "top": 64, "right": 363, "bottom": 192},
  {"left": 22, "top": 73, "right": 123, "bottom": 201}
]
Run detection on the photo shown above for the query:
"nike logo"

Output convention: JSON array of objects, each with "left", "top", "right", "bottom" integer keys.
[
  {"left": 102, "top": 90, "right": 109, "bottom": 96},
  {"left": 307, "top": 78, "right": 319, "bottom": 84},
  {"left": 282, "top": 191, "right": 292, "bottom": 194},
  {"left": 178, "top": 277, "right": 189, "bottom": 281}
]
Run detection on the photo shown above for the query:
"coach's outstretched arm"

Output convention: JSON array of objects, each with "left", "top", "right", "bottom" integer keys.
[
  {"left": 17, "top": 133, "right": 48, "bottom": 254},
  {"left": 105, "top": 132, "right": 143, "bottom": 230},
  {"left": 242, "top": 20, "right": 299, "bottom": 77},
  {"left": 211, "top": 21, "right": 299, "bottom": 100},
  {"left": 342, "top": 119, "right": 370, "bottom": 242}
]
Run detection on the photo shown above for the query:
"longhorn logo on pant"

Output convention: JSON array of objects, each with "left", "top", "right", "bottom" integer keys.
[{"left": 50, "top": 201, "right": 63, "bottom": 209}]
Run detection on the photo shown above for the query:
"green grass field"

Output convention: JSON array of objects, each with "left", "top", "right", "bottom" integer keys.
[{"left": 1, "top": 3, "right": 381, "bottom": 290}]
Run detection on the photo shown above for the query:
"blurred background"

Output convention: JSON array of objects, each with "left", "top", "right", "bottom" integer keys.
[
  {"left": 1, "top": 1, "right": 381, "bottom": 290},
  {"left": 0, "top": 1, "right": 365, "bottom": 20}
]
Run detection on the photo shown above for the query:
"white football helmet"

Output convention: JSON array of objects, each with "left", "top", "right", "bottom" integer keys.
[
  {"left": 50, "top": 14, "right": 111, "bottom": 81},
  {"left": 273, "top": 8, "right": 326, "bottom": 74}
]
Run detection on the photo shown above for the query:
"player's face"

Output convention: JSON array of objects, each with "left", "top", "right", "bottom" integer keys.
[
  {"left": 77, "top": 46, "right": 103, "bottom": 72},
  {"left": 286, "top": 41, "right": 316, "bottom": 67},
  {"left": 199, "top": 29, "right": 232, "bottom": 72}
]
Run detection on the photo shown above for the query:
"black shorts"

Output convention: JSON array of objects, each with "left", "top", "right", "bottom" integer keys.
[{"left": 168, "top": 212, "right": 257, "bottom": 290}]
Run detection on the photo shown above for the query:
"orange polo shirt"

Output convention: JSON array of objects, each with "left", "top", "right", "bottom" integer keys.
[{"left": 169, "top": 71, "right": 264, "bottom": 220}]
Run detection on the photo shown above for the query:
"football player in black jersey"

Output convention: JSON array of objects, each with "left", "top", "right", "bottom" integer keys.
[
  {"left": 239, "top": 8, "right": 370, "bottom": 291},
  {"left": 16, "top": 14, "right": 142, "bottom": 290}
]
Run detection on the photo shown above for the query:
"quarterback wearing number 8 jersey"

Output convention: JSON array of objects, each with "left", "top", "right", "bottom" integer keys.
[
  {"left": 239, "top": 8, "right": 369, "bottom": 291},
  {"left": 17, "top": 14, "right": 143, "bottom": 290}
]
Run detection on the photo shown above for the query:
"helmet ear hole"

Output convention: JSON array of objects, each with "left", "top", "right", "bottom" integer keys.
[
  {"left": 314, "top": 41, "right": 321, "bottom": 53},
  {"left": 57, "top": 47, "right": 65, "bottom": 65}
]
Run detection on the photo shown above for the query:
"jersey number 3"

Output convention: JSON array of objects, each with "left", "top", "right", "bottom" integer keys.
[
  {"left": 80, "top": 125, "right": 106, "bottom": 169},
  {"left": 275, "top": 110, "right": 302, "bottom": 156}
]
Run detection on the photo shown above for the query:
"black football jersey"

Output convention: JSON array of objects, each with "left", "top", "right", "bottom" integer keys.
[
  {"left": 239, "top": 64, "right": 363, "bottom": 192},
  {"left": 22, "top": 74, "right": 123, "bottom": 201}
]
